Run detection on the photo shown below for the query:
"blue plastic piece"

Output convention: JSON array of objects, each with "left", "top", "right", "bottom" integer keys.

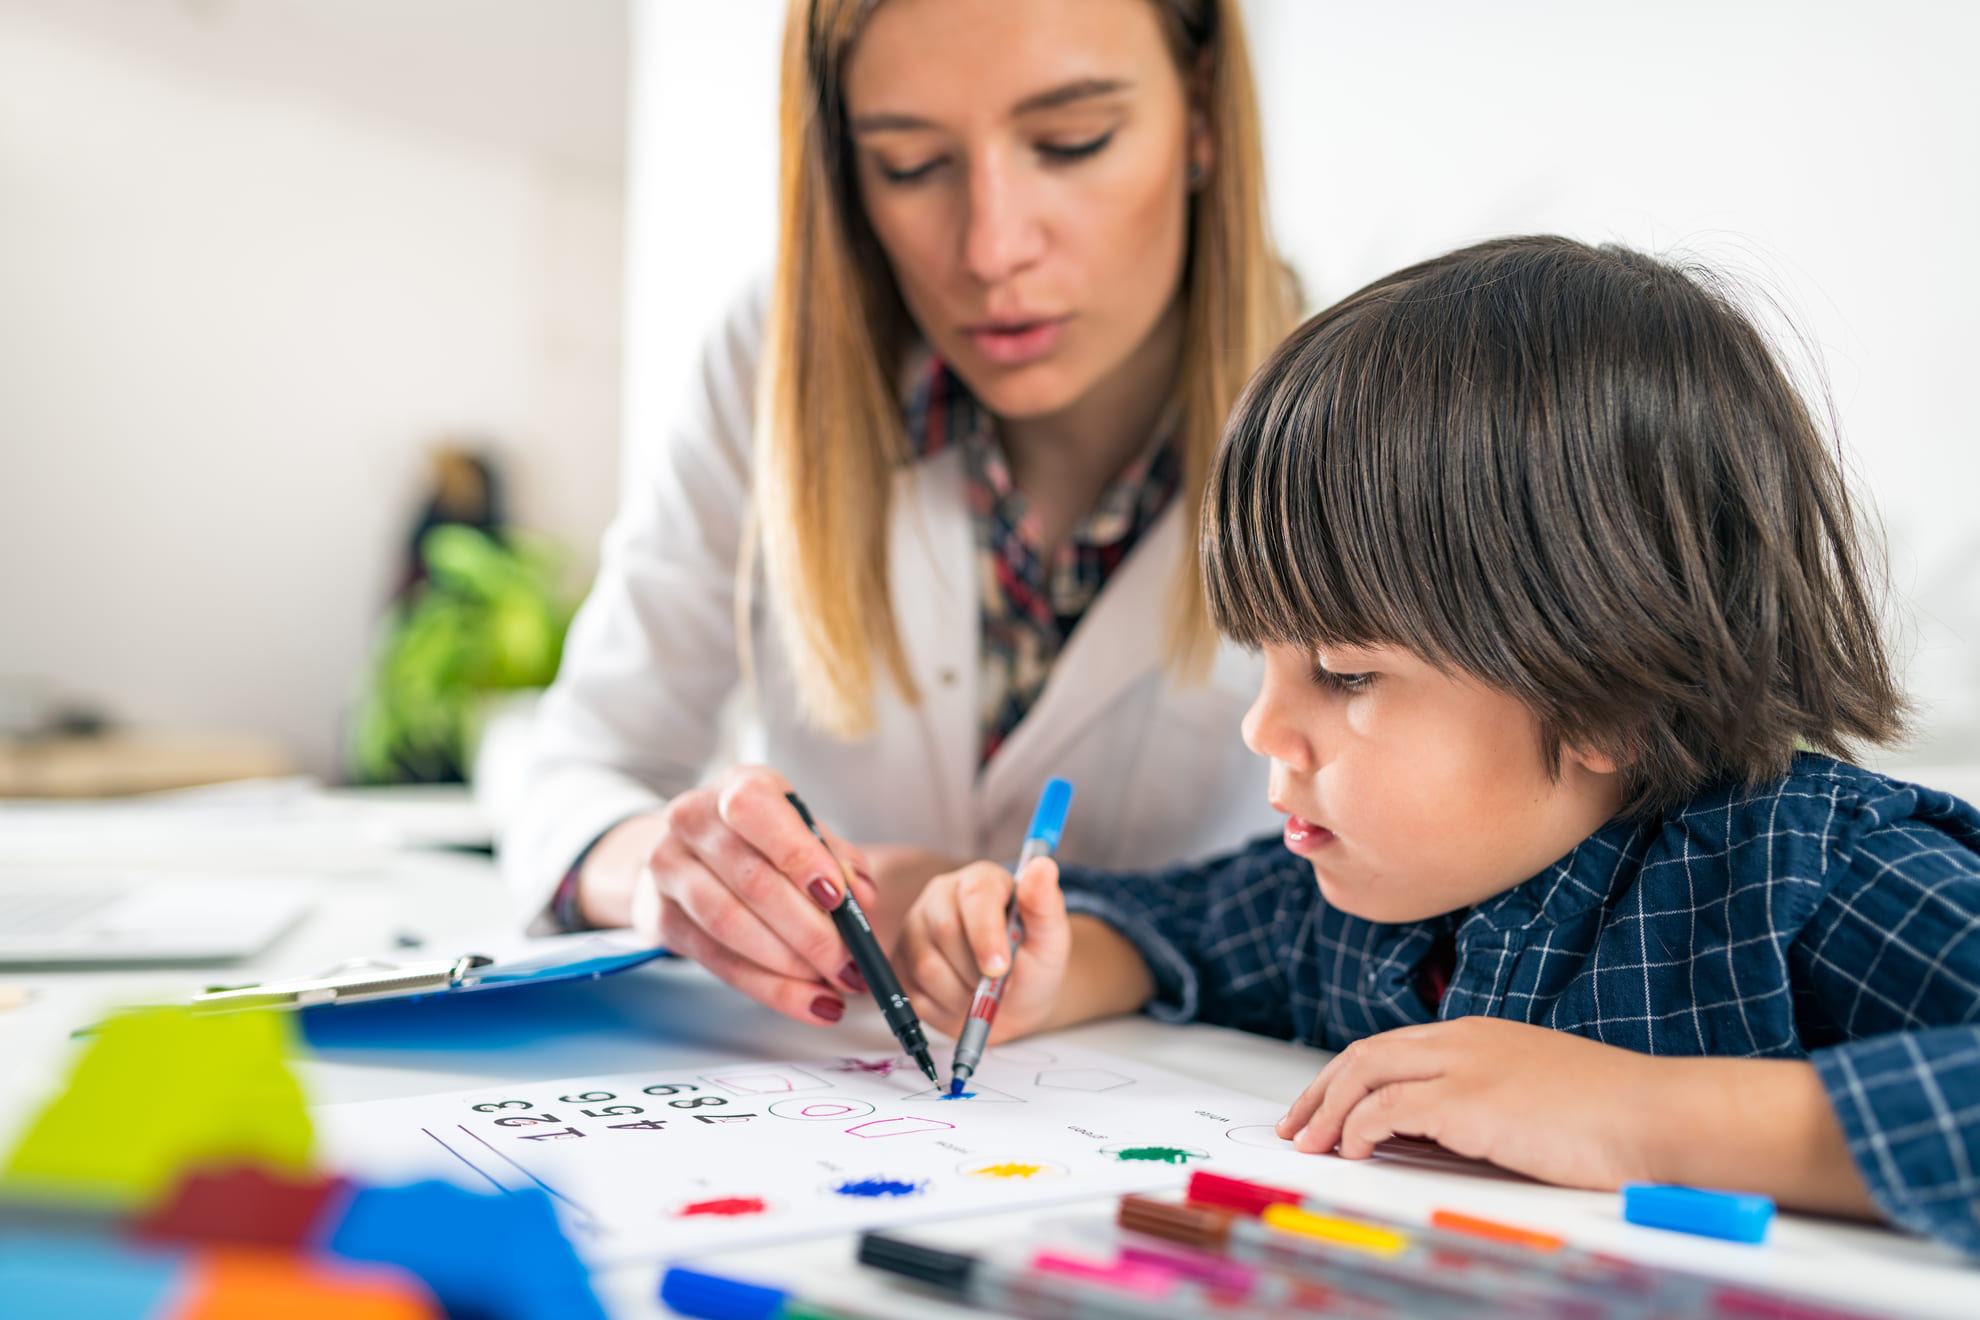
[
  {"left": 0, "top": 1235, "right": 184, "bottom": 1320},
  {"left": 1024, "top": 778, "right": 1075, "bottom": 850},
  {"left": 328, "top": 1181, "right": 605, "bottom": 1320},
  {"left": 1621, "top": 1182, "right": 1775, "bottom": 1243},
  {"left": 659, "top": 1266, "right": 789, "bottom": 1320}
]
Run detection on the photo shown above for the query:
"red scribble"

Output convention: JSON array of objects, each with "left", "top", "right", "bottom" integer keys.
[
  {"left": 678, "top": 1196, "right": 767, "bottom": 1217},
  {"left": 830, "top": 1057, "right": 899, "bottom": 1076}
]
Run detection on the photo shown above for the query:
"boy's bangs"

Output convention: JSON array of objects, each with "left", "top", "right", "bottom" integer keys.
[{"left": 1203, "top": 304, "right": 1455, "bottom": 665}]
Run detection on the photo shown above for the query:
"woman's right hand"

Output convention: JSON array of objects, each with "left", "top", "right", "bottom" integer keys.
[{"left": 577, "top": 765, "right": 877, "bottom": 1025}]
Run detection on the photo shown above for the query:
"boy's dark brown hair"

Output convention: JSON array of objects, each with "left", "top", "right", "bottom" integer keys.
[{"left": 1204, "top": 235, "right": 1907, "bottom": 813}]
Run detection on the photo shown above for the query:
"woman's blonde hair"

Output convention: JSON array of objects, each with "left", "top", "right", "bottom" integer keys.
[{"left": 755, "top": 0, "right": 1294, "bottom": 737}]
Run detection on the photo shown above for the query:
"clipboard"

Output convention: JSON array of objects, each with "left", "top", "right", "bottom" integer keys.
[{"left": 190, "top": 932, "right": 668, "bottom": 1013}]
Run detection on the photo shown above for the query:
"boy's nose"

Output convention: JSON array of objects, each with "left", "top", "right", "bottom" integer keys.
[{"left": 1242, "top": 682, "right": 1314, "bottom": 773}]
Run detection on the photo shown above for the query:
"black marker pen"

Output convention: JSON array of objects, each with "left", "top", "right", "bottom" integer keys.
[{"left": 786, "top": 793, "right": 939, "bottom": 1086}]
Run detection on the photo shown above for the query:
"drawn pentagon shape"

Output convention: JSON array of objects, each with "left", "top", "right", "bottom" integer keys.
[{"left": 1033, "top": 1066, "right": 1135, "bottom": 1092}]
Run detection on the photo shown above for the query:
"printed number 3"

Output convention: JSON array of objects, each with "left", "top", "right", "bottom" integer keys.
[{"left": 472, "top": 1100, "right": 530, "bottom": 1112}]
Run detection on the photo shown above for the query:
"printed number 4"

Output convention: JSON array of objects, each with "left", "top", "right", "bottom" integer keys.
[{"left": 607, "top": 1119, "right": 668, "bottom": 1131}]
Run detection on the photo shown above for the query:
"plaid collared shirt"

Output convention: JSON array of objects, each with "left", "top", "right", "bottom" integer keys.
[
  {"left": 902, "top": 353, "right": 1181, "bottom": 765},
  {"left": 1059, "top": 755, "right": 1980, "bottom": 1254}
]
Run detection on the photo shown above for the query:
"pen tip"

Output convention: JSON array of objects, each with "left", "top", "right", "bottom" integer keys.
[{"left": 946, "top": 1077, "right": 964, "bottom": 1097}]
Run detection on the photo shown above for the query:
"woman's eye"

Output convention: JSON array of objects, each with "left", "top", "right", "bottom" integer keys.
[
  {"left": 1310, "top": 665, "right": 1374, "bottom": 695},
  {"left": 1037, "top": 130, "right": 1113, "bottom": 163},
  {"left": 877, "top": 156, "right": 945, "bottom": 185}
]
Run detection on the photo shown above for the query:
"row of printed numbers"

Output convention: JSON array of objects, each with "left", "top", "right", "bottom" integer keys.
[{"left": 468, "top": 1085, "right": 756, "bottom": 1140}]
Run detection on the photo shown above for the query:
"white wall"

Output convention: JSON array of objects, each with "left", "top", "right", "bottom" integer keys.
[
  {"left": 0, "top": 0, "right": 627, "bottom": 778},
  {"left": 622, "top": 0, "right": 1980, "bottom": 767}
]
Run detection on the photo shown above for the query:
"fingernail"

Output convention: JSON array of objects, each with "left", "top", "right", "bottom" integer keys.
[
  {"left": 839, "top": 960, "right": 867, "bottom": 993},
  {"left": 810, "top": 994, "right": 844, "bottom": 1022},
  {"left": 806, "top": 875, "right": 840, "bottom": 910},
  {"left": 984, "top": 955, "right": 1008, "bottom": 977}
]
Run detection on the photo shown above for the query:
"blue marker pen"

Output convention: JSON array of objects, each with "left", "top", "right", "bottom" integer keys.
[{"left": 947, "top": 778, "right": 1073, "bottom": 1094}]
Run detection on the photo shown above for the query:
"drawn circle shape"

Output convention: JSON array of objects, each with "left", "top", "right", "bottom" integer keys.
[
  {"left": 1225, "top": 1124, "right": 1297, "bottom": 1150},
  {"left": 767, "top": 1097, "right": 876, "bottom": 1121}
]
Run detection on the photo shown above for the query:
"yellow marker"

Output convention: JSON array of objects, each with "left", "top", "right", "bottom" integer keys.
[{"left": 1262, "top": 1202, "right": 1411, "bottom": 1257}]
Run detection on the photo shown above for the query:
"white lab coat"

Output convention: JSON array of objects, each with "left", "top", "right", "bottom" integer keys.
[{"left": 499, "top": 286, "right": 1278, "bottom": 922}]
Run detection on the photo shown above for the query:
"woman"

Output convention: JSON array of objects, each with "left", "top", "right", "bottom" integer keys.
[{"left": 502, "top": 0, "right": 1297, "bottom": 1027}]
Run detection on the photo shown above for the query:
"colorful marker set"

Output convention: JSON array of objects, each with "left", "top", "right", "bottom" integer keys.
[{"left": 660, "top": 1167, "right": 1881, "bottom": 1320}]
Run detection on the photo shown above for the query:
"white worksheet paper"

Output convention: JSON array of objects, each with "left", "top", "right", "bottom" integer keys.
[{"left": 313, "top": 1042, "right": 1305, "bottom": 1264}]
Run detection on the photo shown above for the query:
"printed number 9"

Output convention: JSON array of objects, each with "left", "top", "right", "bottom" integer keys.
[
  {"left": 559, "top": 1092, "right": 615, "bottom": 1103},
  {"left": 643, "top": 1084, "right": 697, "bottom": 1096},
  {"left": 668, "top": 1096, "right": 727, "bottom": 1110},
  {"left": 472, "top": 1100, "right": 530, "bottom": 1112}
]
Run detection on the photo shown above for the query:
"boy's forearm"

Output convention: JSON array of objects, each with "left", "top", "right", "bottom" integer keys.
[
  {"left": 1036, "top": 915, "right": 1157, "bottom": 1032},
  {"left": 1643, "top": 1057, "right": 1874, "bottom": 1219}
]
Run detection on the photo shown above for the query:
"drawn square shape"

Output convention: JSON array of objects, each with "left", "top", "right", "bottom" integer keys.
[
  {"left": 699, "top": 1065, "right": 830, "bottom": 1097},
  {"left": 1033, "top": 1067, "right": 1135, "bottom": 1092}
]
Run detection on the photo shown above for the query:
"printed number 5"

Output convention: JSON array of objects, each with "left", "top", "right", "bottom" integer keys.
[
  {"left": 581, "top": 1106, "right": 642, "bottom": 1117},
  {"left": 472, "top": 1100, "right": 531, "bottom": 1112}
]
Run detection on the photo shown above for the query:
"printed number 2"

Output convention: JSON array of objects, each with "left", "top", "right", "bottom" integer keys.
[{"left": 517, "top": 1126, "right": 585, "bottom": 1141}]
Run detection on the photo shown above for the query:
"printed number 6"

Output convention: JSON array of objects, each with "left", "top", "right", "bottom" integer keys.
[
  {"left": 668, "top": 1096, "right": 727, "bottom": 1109},
  {"left": 559, "top": 1091, "right": 615, "bottom": 1103},
  {"left": 472, "top": 1100, "right": 530, "bottom": 1112}
]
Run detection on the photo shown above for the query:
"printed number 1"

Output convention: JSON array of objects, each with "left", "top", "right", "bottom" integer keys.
[
  {"left": 517, "top": 1126, "right": 586, "bottom": 1141},
  {"left": 693, "top": 1113, "right": 756, "bottom": 1125}
]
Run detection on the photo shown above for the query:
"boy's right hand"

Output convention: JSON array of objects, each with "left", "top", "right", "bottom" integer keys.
[{"left": 897, "top": 856, "right": 1070, "bottom": 1042}]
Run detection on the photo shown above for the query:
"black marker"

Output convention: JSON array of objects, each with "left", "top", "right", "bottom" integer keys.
[{"left": 786, "top": 793, "right": 939, "bottom": 1086}]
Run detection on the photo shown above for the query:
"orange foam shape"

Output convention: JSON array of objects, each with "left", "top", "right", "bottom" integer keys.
[{"left": 170, "top": 1248, "right": 438, "bottom": 1320}]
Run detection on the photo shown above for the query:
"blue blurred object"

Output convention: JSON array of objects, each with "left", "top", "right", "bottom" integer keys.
[
  {"left": 329, "top": 1181, "right": 604, "bottom": 1320},
  {"left": 659, "top": 1265, "right": 789, "bottom": 1320},
  {"left": 0, "top": 1235, "right": 183, "bottom": 1320}
]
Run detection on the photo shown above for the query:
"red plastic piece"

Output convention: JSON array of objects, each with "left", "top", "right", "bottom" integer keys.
[{"left": 133, "top": 1164, "right": 350, "bottom": 1248}]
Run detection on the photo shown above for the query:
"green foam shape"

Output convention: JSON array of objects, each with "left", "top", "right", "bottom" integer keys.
[{"left": 3, "top": 1006, "right": 314, "bottom": 1205}]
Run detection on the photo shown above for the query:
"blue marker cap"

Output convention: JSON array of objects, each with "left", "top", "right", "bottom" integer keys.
[
  {"left": 1024, "top": 778, "right": 1075, "bottom": 850},
  {"left": 1621, "top": 1183, "right": 1774, "bottom": 1244},
  {"left": 659, "top": 1266, "right": 788, "bottom": 1320}
]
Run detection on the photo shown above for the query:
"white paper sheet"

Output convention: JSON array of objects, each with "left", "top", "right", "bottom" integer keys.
[{"left": 313, "top": 1041, "right": 1303, "bottom": 1264}]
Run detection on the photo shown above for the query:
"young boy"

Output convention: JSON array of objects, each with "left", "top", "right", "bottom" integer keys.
[{"left": 896, "top": 237, "right": 1980, "bottom": 1253}]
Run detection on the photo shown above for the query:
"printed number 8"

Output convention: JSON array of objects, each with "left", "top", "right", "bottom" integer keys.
[
  {"left": 559, "top": 1092, "right": 615, "bottom": 1103},
  {"left": 668, "top": 1096, "right": 727, "bottom": 1110},
  {"left": 472, "top": 1100, "right": 530, "bottom": 1112}
]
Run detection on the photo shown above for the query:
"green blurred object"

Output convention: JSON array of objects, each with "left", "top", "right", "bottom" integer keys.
[{"left": 353, "top": 524, "right": 574, "bottom": 784}]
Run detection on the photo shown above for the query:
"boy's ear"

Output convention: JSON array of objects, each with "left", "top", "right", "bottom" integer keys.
[{"left": 1565, "top": 743, "right": 1623, "bottom": 777}]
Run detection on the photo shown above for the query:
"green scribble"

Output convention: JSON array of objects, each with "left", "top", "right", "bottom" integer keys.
[{"left": 1111, "top": 1146, "right": 1197, "bottom": 1165}]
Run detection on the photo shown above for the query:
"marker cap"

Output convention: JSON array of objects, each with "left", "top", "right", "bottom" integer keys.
[
  {"left": 1621, "top": 1183, "right": 1774, "bottom": 1244},
  {"left": 659, "top": 1266, "right": 788, "bottom": 1320},
  {"left": 1024, "top": 778, "right": 1075, "bottom": 850}
]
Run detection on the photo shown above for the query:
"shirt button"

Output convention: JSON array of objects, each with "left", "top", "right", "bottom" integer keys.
[{"left": 1364, "top": 966, "right": 1378, "bottom": 987}]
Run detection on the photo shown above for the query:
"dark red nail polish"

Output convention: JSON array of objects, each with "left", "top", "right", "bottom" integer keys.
[
  {"left": 806, "top": 876, "right": 840, "bottom": 910},
  {"left": 840, "top": 961, "right": 868, "bottom": 994},
  {"left": 810, "top": 994, "right": 845, "bottom": 1023}
]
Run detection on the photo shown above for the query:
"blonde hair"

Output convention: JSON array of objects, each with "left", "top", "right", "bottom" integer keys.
[{"left": 755, "top": 0, "right": 1295, "bottom": 737}]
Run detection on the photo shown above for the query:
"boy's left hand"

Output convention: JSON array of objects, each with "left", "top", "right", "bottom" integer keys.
[{"left": 1277, "top": 1017, "right": 1664, "bottom": 1190}]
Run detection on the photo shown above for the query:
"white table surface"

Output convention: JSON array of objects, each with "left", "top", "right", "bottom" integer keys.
[{"left": 3, "top": 785, "right": 1978, "bottom": 1319}]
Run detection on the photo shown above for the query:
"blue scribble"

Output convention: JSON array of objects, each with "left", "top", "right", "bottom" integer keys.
[{"left": 833, "top": 1177, "right": 924, "bottom": 1198}]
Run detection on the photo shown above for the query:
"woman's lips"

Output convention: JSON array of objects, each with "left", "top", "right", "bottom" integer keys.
[
  {"left": 963, "top": 316, "right": 1069, "bottom": 366},
  {"left": 1283, "top": 815, "right": 1336, "bottom": 855}
]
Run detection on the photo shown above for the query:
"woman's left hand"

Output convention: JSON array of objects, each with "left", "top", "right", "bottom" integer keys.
[{"left": 1276, "top": 1017, "right": 1664, "bottom": 1191}]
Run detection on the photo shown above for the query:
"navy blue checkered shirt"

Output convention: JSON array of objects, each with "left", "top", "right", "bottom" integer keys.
[{"left": 1059, "top": 755, "right": 1980, "bottom": 1254}]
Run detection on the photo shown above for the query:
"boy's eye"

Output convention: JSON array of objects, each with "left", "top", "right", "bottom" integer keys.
[
  {"left": 1310, "top": 665, "right": 1374, "bottom": 695},
  {"left": 1036, "top": 130, "right": 1113, "bottom": 163}
]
